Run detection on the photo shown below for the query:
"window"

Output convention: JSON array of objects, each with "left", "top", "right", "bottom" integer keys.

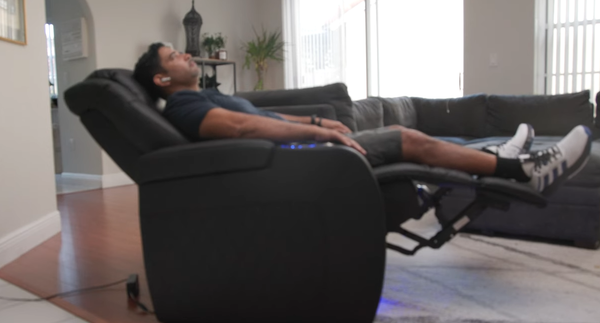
[
  {"left": 283, "top": 0, "right": 463, "bottom": 100},
  {"left": 543, "top": 0, "right": 600, "bottom": 99},
  {"left": 45, "top": 23, "right": 58, "bottom": 98},
  {"left": 284, "top": 0, "right": 367, "bottom": 100},
  {"left": 373, "top": 0, "right": 463, "bottom": 98}
]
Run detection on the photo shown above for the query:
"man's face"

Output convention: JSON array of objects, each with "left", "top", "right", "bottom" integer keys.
[{"left": 157, "top": 46, "right": 200, "bottom": 86}]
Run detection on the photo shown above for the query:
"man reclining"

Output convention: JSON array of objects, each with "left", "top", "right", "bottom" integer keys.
[{"left": 133, "top": 43, "right": 592, "bottom": 194}]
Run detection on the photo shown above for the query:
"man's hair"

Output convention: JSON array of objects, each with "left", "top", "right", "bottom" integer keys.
[{"left": 133, "top": 42, "right": 168, "bottom": 102}]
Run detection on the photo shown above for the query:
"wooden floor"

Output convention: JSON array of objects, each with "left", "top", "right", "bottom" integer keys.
[{"left": 0, "top": 185, "right": 159, "bottom": 323}]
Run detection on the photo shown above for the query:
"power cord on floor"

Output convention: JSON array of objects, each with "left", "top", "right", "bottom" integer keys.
[
  {"left": 0, "top": 274, "right": 154, "bottom": 315},
  {"left": 126, "top": 274, "right": 154, "bottom": 314},
  {"left": 0, "top": 278, "right": 128, "bottom": 302}
]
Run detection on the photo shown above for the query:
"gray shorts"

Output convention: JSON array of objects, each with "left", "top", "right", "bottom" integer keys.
[{"left": 347, "top": 127, "right": 403, "bottom": 167}]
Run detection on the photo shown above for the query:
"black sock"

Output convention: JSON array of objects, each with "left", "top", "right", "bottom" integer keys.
[{"left": 494, "top": 157, "right": 531, "bottom": 182}]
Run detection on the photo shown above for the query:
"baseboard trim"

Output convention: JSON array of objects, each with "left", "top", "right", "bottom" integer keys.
[
  {"left": 0, "top": 211, "right": 62, "bottom": 269},
  {"left": 60, "top": 172, "right": 102, "bottom": 182},
  {"left": 58, "top": 172, "right": 134, "bottom": 190},
  {"left": 102, "top": 172, "right": 135, "bottom": 189}
]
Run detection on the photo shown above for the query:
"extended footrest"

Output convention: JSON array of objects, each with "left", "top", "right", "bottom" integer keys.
[{"left": 374, "top": 163, "right": 548, "bottom": 256}]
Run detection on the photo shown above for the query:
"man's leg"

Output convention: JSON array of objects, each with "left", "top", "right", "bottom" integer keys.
[
  {"left": 396, "top": 125, "right": 498, "bottom": 175},
  {"left": 392, "top": 124, "right": 592, "bottom": 193}
]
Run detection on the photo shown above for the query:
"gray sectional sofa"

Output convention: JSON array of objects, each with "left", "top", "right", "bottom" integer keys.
[{"left": 236, "top": 84, "right": 600, "bottom": 249}]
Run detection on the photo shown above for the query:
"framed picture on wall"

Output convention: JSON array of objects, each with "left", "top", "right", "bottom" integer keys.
[{"left": 0, "top": 0, "right": 27, "bottom": 45}]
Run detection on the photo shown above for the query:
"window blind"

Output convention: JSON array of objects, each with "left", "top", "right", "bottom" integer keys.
[{"left": 546, "top": 0, "right": 600, "bottom": 100}]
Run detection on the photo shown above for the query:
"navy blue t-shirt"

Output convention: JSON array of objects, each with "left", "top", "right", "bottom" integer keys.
[{"left": 163, "top": 89, "right": 285, "bottom": 140}]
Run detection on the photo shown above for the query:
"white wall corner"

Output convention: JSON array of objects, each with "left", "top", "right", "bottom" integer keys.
[
  {"left": 0, "top": 211, "right": 62, "bottom": 269},
  {"left": 102, "top": 172, "right": 135, "bottom": 189}
]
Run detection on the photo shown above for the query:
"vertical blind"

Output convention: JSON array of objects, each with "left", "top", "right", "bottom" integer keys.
[{"left": 546, "top": 0, "right": 600, "bottom": 101}]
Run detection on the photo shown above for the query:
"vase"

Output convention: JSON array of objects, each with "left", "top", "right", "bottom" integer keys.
[{"left": 183, "top": 0, "right": 203, "bottom": 57}]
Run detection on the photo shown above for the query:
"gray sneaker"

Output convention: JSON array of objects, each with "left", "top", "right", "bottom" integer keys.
[
  {"left": 484, "top": 123, "right": 535, "bottom": 158},
  {"left": 520, "top": 125, "right": 592, "bottom": 194}
]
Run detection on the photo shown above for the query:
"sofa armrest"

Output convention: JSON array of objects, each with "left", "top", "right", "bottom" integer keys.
[
  {"left": 259, "top": 104, "right": 337, "bottom": 120},
  {"left": 137, "top": 139, "right": 275, "bottom": 184},
  {"left": 235, "top": 83, "right": 357, "bottom": 131}
]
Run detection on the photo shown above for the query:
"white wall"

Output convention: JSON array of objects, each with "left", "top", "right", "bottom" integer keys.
[
  {"left": 0, "top": 0, "right": 61, "bottom": 267},
  {"left": 257, "top": 0, "right": 285, "bottom": 90},
  {"left": 85, "top": 0, "right": 283, "bottom": 93},
  {"left": 46, "top": 0, "right": 103, "bottom": 175},
  {"left": 464, "top": 0, "right": 536, "bottom": 96}
]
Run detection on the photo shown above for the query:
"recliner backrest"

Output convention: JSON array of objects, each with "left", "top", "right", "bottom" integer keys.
[{"left": 64, "top": 69, "right": 189, "bottom": 182}]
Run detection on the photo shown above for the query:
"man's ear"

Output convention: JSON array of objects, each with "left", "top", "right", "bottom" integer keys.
[{"left": 153, "top": 74, "right": 171, "bottom": 87}]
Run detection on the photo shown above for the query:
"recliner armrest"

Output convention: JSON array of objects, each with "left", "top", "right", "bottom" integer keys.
[{"left": 137, "top": 139, "right": 275, "bottom": 184}]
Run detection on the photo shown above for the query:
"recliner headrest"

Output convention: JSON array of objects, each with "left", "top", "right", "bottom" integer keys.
[{"left": 87, "top": 68, "right": 156, "bottom": 108}]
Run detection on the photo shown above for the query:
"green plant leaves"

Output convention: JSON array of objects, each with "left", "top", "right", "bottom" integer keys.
[
  {"left": 202, "top": 32, "right": 227, "bottom": 56},
  {"left": 241, "top": 27, "right": 285, "bottom": 90}
]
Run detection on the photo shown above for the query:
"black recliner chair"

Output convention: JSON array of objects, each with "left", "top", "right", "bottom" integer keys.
[{"left": 64, "top": 69, "right": 547, "bottom": 323}]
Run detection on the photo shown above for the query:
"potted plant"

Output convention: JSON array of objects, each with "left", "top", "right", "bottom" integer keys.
[
  {"left": 202, "top": 32, "right": 226, "bottom": 59},
  {"left": 242, "top": 27, "right": 284, "bottom": 91}
]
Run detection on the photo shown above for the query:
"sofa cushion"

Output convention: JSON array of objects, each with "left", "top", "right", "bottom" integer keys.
[
  {"left": 411, "top": 94, "right": 487, "bottom": 137},
  {"left": 486, "top": 90, "right": 594, "bottom": 137},
  {"left": 375, "top": 97, "right": 418, "bottom": 129},
  {"left": 353, "top": 98, "right": 384, "bottom": 131}
]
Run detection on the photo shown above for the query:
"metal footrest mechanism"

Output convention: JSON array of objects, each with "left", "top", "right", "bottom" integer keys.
[
  {"left": 387, "top": 189, "right": 511, "bottom": 256},
  {"left": 376, "top": 163, "right": 548, "bottom": 256}
]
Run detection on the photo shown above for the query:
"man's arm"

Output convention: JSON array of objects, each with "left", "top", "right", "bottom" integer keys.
[
  {"left": 276, "top": 114, "right": 311, "bottom": 124},
  {"left": 276, "top": 113, "right": 352, "bottom": 134},
  {"left": 200, "top": 108, "right": 366, "bottom": 155}
]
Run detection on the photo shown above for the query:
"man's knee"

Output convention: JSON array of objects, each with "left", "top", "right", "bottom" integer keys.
[
  {"left": 400, "top": 128, "right": 427, "bottom": 144},
  {"left": 388, "top": 125, "right": 406, "bottom": 131},
  {"left": 386, "top": 125, "right": 436, "bottom": 152},
  {"left": 401, "top": 129, "right": 439, "bottom": 159}
]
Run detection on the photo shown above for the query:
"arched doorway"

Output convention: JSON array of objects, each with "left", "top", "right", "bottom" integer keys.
[{"left": 45, "top": 0, "right": 102, "bottom": 194}]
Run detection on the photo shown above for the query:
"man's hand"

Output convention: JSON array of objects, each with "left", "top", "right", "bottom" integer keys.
[
  {"left": 319, "top": 119, "right": 352, "bottom": 134},
  {"left": 315, "top": 128, "right": 366, "bottom": 156}
]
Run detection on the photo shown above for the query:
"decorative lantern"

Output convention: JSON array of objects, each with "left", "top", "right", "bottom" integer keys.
[{"left": 183, "top": 0, "right": 203, "bottom": 57}]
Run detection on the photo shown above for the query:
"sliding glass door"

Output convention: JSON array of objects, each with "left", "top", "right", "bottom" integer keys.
[
  {"left": 285, "top": 0, "right": 368, "bottom": 100},
  {"left": 373, "top": 0, "right": 463, "bottom": 98},
  {"left": 284, "top": 0, "right": 463, "bottom": 100}
]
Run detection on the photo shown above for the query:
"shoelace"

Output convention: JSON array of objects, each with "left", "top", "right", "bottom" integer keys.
[
  {"left": 529, "top": 147, "right": 562, "bottom": 172},
  {"left": 483, "top": 142, "right": 506, "bottom": 154},
  {"left": 484, "top": 141, "right": 522, "bottom": 156}
]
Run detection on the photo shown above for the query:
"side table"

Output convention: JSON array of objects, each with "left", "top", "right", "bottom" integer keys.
[{"left": 192, "top": 57, "right": 237, "bottom": 93}]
